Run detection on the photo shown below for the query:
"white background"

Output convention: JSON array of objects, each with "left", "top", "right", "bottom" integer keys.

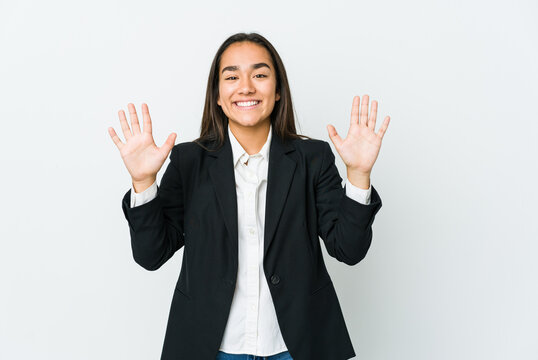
[{"left": 1, "top": 0, "right": 537, "bottom": 359}]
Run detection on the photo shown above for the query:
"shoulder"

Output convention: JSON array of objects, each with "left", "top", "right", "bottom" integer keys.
[
  {"left": 172, "top": 141, "right": 206, "bottom": 156},
  {"left": 288, "top": 136, "right": 335, "bottom": 178},
  {"left": 290, "top": 136, "right": 332, "bottom": 158},
  {"left": 167, "top": 141, "right": 209, "bottom": 169}
]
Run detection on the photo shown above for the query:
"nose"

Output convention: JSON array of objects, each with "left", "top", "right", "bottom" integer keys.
[{"left": 238, "top": 76, "right": 255, "bottom": 95}]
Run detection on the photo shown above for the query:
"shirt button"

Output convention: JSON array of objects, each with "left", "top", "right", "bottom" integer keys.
[{"left": 249, "top": 228, "right": 255, "bottom": 235}]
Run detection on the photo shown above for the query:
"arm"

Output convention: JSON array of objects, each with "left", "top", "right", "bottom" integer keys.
[
  {"left": 345, "top": 179, "right": 371, "bottom": 205},
  {"left": 121, "top": 145, "right": 185, "bottom": 271},
  {"left": 130, "top": 181, "right": 158, "bottom": 208},
  {"left": 315, "top": 141, "right": 382, "bottom": 266}
]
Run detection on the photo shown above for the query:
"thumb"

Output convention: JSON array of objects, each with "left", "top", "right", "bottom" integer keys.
[
  {"left": 161, "top": 132, "right": 177, "bottom": 155},
  {"left": 326, "top": 125, "right": 343, "bottom": 150}
]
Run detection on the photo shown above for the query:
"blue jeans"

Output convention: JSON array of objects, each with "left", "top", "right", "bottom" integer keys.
[{"left": 216, "top": 350, "right": 293, "bottom": 360}]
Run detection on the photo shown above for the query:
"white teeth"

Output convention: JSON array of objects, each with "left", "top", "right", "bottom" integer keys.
[{"left": 235, "top": 101, "right": 259, "bottom": 107}]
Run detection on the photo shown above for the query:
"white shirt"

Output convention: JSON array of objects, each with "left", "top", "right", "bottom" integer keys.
[{"left": 129, "top": 123, "right": 372, "bottom": 356}]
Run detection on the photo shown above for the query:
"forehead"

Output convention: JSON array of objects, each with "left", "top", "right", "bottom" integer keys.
[{"left": 219, "top": 42, "right": 273, "bottom": 70}]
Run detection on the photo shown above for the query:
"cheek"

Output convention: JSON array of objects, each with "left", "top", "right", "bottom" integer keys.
[
  {"left": 218, "top": 87, "right": 233, "bottom": 104},
  {"left": 262, "top": 83, "right": 278, "bottom": 98}
]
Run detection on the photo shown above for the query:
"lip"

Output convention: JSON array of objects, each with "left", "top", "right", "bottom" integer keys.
[{"left": 233, "top": 100, "right": 261, "bottom": 110}]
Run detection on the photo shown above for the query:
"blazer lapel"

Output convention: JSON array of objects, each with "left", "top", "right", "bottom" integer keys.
[
  {"left": 263, "top": 127, "right": 296, "bottom": 258},
  {"left": 208, "top": 129, "right": 239, "bottom": 262},
  {"left": 208, "top": 124, "right": 297, "bottom": 263}
]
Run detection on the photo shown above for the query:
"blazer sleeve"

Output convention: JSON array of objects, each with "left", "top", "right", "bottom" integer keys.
[
  {"left": 315, "top": 141, "right": 382, "bottom": 266},
  {"left": 121, "top": 145, "right": 185, "bottom": 271}
]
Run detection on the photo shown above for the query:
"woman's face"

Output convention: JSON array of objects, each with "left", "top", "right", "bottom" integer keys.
[{"left": 217, "top": 41, "right": 280, "bottom": 130}]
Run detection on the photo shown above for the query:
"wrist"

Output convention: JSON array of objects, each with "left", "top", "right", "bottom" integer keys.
[
  {"left": 346, "top": 168, "right": 371, "bottom": 190},
  {"left": 132, "top": 177, "right": 156, "bottom": 193}
]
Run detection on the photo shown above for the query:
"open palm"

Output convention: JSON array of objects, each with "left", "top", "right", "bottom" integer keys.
[
  {"left": 108, "top": 103, "right": 177, "bottom": 183},
  {"left": 327, "top": 95, "right": 390, "bottom": 175}
]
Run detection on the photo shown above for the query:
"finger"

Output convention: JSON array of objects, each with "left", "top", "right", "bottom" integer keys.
[
  {"left": 108, "top": 127, "right": 124, "bottom": 150},
  {"left": 326, "top": 124, "right": 343, "bottom": 149},
  {"left": 350, "top": 95, "right": 360, "bottom": 126},
  {"left": 160, "top": 132, "right": 177, "bottom": 155},
  {"left": 360, "top": 94, "right": 369, "bottom": 127},
  {"left": 128, "top": 103, "right": 141, "bottom": 135},
  {"left": 369, "top": 100, "right": 378, "bottom": 131},
  {"left": 142, "top": 103, "right": 152, "bottom": 135},
  {"left": 377, "top": 116, "right": 390, "bottom": 139},
  {"left": 118, "top": 109, "right": 132, "bottom": 140}
]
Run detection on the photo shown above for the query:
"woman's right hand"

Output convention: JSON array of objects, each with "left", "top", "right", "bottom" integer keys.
[{"left": 108, "top": 103, "right": 177, "bottom": 189}]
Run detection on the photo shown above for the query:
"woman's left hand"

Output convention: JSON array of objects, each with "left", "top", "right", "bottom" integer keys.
[{"left": 327, "top": 95, "right": 390, "bottom": 176}]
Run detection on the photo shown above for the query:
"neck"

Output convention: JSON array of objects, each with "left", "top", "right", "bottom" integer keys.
[{"left": 228, "top": 119, "right": 271, "bottom": 155}]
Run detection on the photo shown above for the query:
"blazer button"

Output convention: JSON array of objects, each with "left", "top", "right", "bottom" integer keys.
[{"left": 270, "top": 275, "right": 280, "bottom": 285}]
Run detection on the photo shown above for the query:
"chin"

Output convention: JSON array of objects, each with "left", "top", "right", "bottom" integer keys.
[{"left": 230, "top": 118, "right": 265, "bottom": 127}]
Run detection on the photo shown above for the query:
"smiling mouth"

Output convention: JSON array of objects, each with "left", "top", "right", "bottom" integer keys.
[{"left": 233, "top": 100, "right": 261, "bottom": 110}]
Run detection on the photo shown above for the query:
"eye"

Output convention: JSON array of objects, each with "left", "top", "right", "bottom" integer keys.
[
  {"left": 255, "top": 74, "right": 267, "bottom": 78},
  {"left": 225, "top": 76, "right": 237, "bottom": 80}
]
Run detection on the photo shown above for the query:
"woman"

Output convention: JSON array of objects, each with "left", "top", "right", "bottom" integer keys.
[{"left": 108, "top": 32, "right": 390, "bottom": 360}]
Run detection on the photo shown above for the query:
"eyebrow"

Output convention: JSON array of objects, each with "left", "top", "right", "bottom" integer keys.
[{"left": 221, "top": 62, "right": 271, "bottom": 74}]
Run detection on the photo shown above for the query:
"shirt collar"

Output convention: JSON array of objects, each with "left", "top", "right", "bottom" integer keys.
[{"left": 228, "top": 122, "right": 272, "bottom": 167}]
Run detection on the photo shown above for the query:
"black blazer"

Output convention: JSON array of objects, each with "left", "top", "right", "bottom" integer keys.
[{"left": 121, "top": 125, "right": 382, "bottom": 360}]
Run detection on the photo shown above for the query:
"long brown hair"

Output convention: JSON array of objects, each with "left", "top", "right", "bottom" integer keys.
[{"left": 193, "top": 32, "right": 311, "bottom": 151}]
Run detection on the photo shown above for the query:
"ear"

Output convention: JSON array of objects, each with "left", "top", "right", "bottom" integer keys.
[{"left": 276, "top": 92, "right": 281, "bottom": 101}]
